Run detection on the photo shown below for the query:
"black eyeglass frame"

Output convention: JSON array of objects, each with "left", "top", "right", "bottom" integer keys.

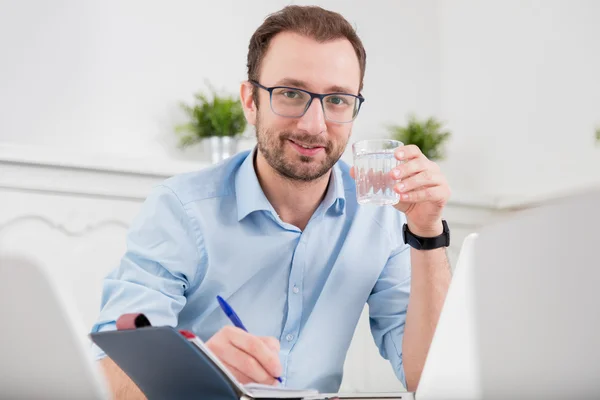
[{"left": 249, "top": 79, "right": 365, "bottom": 123}]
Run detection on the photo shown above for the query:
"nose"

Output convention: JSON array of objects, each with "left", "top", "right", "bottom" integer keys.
[{"left": 296, "top": 98, "right": 327, "bottom": 135}]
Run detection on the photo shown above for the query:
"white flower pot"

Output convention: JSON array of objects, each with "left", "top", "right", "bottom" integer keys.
[{"left": 204, "top": 136, "right": 239, "bottom": 164}]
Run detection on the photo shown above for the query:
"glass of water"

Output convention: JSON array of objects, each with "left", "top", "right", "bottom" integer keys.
[{"left": 352, "top": 139, "right": 403, "bottom": 206}]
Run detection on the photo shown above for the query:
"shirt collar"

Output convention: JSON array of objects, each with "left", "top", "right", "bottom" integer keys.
[
  {"left": 322, "top": 163, "right": 347, "bottom": 216},
  {"left": 235, "top": 149, "right": 276, "bottom": 222},
  {"left": 235, "top": 148, "right": 347, "bottom": 222}
]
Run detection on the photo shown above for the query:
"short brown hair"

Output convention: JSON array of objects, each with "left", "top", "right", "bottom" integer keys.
[{"left": 247, "top": 5, "right": 367, "bottom": 103}]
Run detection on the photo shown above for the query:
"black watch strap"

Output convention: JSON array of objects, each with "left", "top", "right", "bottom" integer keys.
[{"left": 403, "top": 220, "right": 450, "bottom": 250}]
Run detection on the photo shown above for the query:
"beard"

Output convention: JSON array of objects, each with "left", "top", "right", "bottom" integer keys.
[{"left": 255, "top": 114, "right": 348, "bottom": 182}]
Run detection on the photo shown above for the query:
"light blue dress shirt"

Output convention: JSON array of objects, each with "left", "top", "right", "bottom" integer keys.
[{"left": 91, "top": 149, "right": 411, "bottom": 392}]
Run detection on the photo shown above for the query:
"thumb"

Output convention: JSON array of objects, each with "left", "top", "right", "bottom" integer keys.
[
  {"left": 349, "top": 166, "right": 356, "bottom": 180},
  {"left": 259, "top": 336, "right": 280, "bottom": 353}
]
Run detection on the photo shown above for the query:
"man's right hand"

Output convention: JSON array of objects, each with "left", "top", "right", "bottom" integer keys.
[{"left": 206, "top": 326, "right": 282, "bottom": 385}]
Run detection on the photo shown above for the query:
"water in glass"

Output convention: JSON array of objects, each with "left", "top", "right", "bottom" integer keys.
[{"left": 354, "top": 150, "right": 400, "bottom": 205}]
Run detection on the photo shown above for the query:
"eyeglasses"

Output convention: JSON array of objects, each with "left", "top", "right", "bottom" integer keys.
[{"left": 250, "top": 80, "right": 365, "bottom": 123}]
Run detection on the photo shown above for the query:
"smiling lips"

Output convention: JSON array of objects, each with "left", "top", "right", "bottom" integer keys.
[{"left": 288, "top": 139, "right": 326, "bottom": 156}]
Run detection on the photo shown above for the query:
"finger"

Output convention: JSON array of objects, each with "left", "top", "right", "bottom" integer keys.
[
  {"left": 349, "top": 166, "right": 356, "bottom": 179},
  {"left": 394, "top": 170, "right": 444, "bottom": 194},
  {"left": 216, "top": 338, "right": 278, "bottom": 385},
  {"left": 222, "top": 360, "right": 254, "bottom": 385},
  {"left": 396, "top": 186, "right": 449, "bottom": 203},
  {"left": 259, "top": 337, "right": 281, "bottom": 353},
  {"left": 231, "top": 349, "right": 277, "bottom": 385},
  {"left": 391, "top": 158, "right": 429, "bottom": 180},
  {"left": 394, "top": 144, "right": 423, "bottom": 161},
  {"left": 226, "top": 328, "right": 282, "bottom": 378}
]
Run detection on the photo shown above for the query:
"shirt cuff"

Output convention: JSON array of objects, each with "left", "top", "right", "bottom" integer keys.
[{"left": 90, "top": 321, "right": 117, "bottom": 361}]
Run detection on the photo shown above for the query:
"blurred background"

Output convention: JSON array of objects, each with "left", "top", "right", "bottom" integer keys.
[
  {"left": 1, "top": 0, "right": 599, "bottom": 201},
  {"left": 0, "top": 0, "right": 599, "bottom": 393}
]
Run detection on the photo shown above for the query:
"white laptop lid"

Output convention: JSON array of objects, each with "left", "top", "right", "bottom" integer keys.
[
  {"left": 416, "top": 233, "right": 481, "bottom": 400},
  {"left": 473, "top": 188, "right": 600, "bottom": 399},
  {"left": 0, "top": 253, "right": 108, "bottom": 399}
]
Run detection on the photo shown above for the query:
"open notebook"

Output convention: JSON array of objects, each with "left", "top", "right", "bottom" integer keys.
[{"left": 91, "top": 325, "right": 318, "bottom": 399}]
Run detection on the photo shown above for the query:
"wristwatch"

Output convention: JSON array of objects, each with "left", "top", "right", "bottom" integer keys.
[{"left": 403, "top": 220, "right": 450, "bottom": 250}]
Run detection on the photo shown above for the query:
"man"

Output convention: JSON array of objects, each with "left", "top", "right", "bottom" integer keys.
[{"left": 93, "top": 5, "right": 452, "bottom": 399}]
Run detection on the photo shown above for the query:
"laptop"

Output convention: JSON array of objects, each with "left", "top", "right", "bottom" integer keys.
[
  {"left": 415, "top": 232, "right": 481, "bottom": 400},
  {"left": 0, "top": 253, "right": 109, "bottom": 399},
  {"left": 471, "top": 187, "right": 600, "bottom": 399},
  {"left": 417, "top": 187, "right": 600, "bottom": 399}
]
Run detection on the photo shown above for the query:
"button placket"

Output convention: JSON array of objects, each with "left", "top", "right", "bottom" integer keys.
[{"left": 280, "top": 235, "right": 306, "bottom": 353}]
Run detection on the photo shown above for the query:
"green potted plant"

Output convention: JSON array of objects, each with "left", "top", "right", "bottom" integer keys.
[
  {"left": 386, "top": 114, "right": 452, "bottom": 161},
  {"left": 175, "top": 83, "right": 247, "bottom": 163}
]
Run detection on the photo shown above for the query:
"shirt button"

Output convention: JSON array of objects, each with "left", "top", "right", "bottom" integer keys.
[
  {"left": 292, "top": 286, "right": 299, "bottom": 294},
  {"left": 286, "top": 334, "right": 294, "bottom": 342}
]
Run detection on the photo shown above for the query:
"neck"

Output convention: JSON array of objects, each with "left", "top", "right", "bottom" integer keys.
[{"left": 254, "top": 150, "right": 331, "bottom": 231}]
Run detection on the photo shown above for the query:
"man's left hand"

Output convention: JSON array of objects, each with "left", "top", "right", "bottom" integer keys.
[{"left": 390, "top": 145, "right": 451, "bottom": 237}]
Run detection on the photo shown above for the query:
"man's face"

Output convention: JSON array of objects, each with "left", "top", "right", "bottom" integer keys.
[{"left": 247, "top": 32, "right": 361, "bottom": 182}]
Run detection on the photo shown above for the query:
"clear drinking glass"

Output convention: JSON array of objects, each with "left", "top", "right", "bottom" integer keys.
[{"left": 352, "top": 139, "right": 403, "bottom": 206}]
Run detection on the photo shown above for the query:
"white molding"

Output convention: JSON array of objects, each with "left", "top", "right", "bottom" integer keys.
[{"left": 0, "top": 214, "right": 129, "bottom": 237}]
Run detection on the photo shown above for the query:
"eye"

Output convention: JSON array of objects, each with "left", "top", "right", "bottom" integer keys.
[
  {"left": 274, "top": 88, "right": 306, "bottom": 100},
  {"left": 284, "top": 91, "right": 300, "bottom": 99},
  {"left": 327, "top": 96, "right": 350, "bottom": 106}
]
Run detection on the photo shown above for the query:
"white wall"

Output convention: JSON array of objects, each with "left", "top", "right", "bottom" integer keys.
[
  {"left": 438, "top": 0, "right": 600, "bottom": 200},
  {"left": 1, "top": 0, "right": 598, "bottom": 201},
  {"left": 0, "top": 0, "right": 439, "bottom": 163}
]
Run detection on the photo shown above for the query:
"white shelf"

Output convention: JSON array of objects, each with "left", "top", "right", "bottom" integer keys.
[
  {"left": 0, "top": 143, "right": 208, "bottom": 178},
  {"left": 0, "top": 144, "right": 209, "bottom": 201}
]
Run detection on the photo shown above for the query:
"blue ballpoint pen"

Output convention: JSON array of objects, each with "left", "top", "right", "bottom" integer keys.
[{"left": 216, "top": 295, "right": 283, "bottom": 384}]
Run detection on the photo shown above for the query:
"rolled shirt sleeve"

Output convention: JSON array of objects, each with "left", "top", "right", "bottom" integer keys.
[
  {"left": 367, "top": 243, "right": 411, "bottom": 389},
  {"left": 90, "top": 184, "right": 203, "bottom": 359}
]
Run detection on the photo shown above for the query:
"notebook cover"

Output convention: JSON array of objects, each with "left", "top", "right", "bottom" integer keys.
[{"left": 91, "top": 326, "right": 240, "bottom": 400}]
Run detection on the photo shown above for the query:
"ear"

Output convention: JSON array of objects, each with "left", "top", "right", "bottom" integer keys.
[{"left": 240, "top": 81, "right": 257, "bottom": 126}]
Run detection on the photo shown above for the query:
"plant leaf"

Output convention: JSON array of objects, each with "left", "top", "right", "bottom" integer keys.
[
  {"left": 175, "top": 82, "right": 247, "bottom": 145},
  {"left": 386, "top": 114, "right": 452, "bottom": 160}
]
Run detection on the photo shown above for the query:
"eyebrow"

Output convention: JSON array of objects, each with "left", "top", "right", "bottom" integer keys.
[{"left": 274, "top": 78, "right": 356, "bottom": 95}]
